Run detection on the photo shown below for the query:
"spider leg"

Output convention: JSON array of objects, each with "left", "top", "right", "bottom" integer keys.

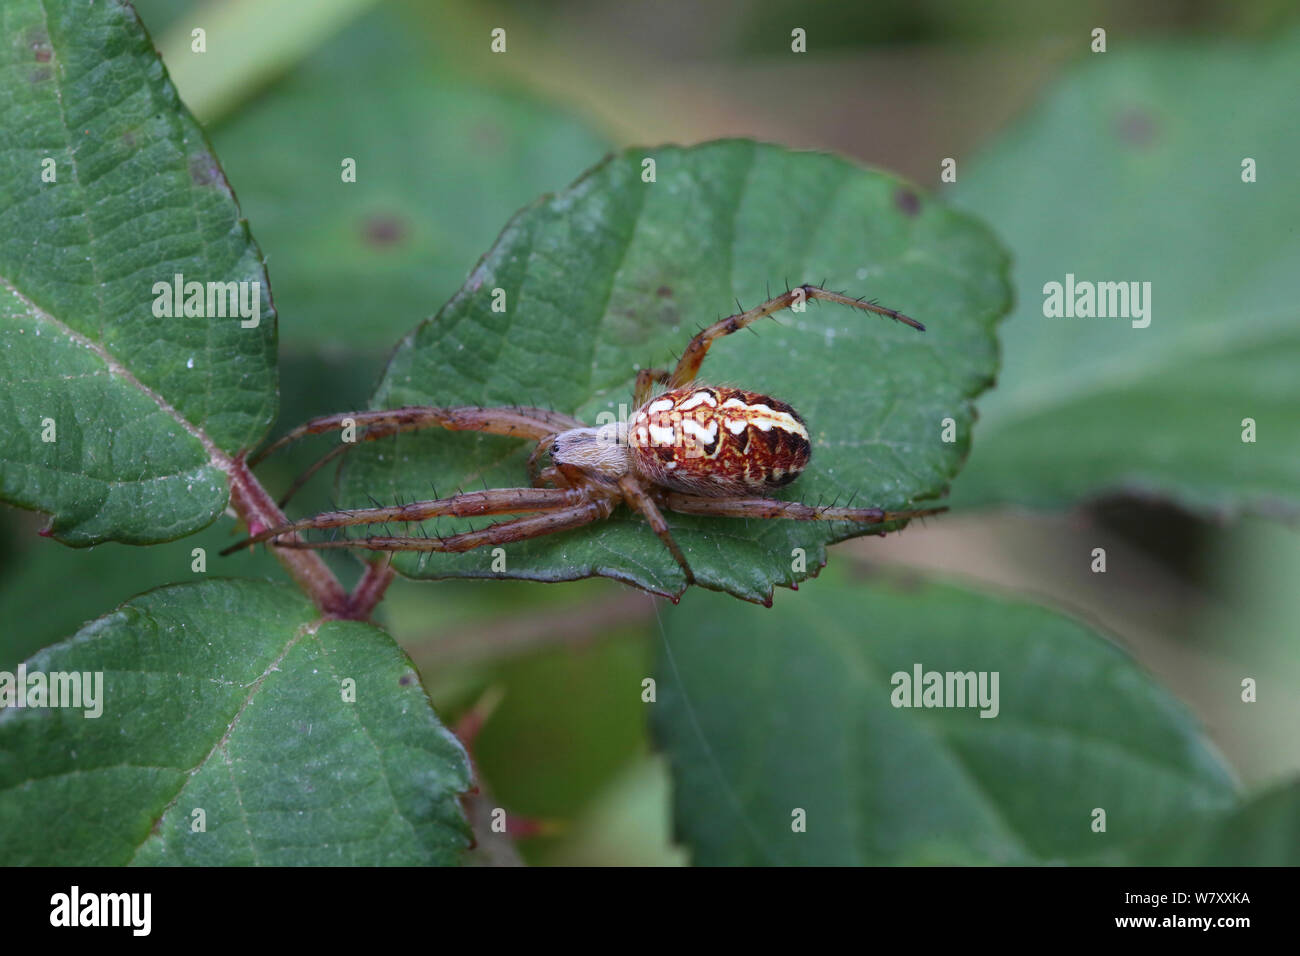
[
  {"left": 632, "top": 368, "right": 672, "bottom": 408},
  {"left": 274, "top": 498, "right": 617, "bottom": 554},
  {"left": 275, "top": 439, "right": 350, "bottom": 507},
  {"left": 219, "top": 487, "right": 584, "bottom": 555},
  {"left": 618, "top": 476, "right": 695, "bottom": 584},
  {"left": 250, "top": 405, "right": 582, "bottom": 466},
  {"left": 254, "top": 404, "right": 583, "bottom": 507},
  {"left": 667, "top": 285, "right": 924, "bottom": 388},
  {"left": 663, "top": 492, "right": 946, "bottom": 525}
]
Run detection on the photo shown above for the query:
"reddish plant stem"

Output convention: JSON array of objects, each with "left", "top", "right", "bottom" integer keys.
[
  {"left": 343, "top": 559, "right": 396, "bottom": 621},
  {"left": 228, "top": 454, "right": 348, "bottom": 616}
]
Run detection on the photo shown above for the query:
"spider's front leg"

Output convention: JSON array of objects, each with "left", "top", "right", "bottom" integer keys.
[
  {"left": 252, "top": 405, "right": 582, "bottom": 465},
  {"left": 667, "top": 284, "right": 924, "bottom": 388},
  {"left": 251, "top": 404, "right": 582, "bottom": 507},
  {"left": 220, "top": 486, "right": 585, "bottom": 555},
  {"left": 274, "top": 497, "right": 618, "bottom": 554}
]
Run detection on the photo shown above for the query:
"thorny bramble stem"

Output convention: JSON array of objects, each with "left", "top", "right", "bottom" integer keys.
[
  {"left": 343, "top": 559, "right": 396, "bottom": 620},
  {"left": 228, "top": 454, "right": 349, "bottom": 616}
]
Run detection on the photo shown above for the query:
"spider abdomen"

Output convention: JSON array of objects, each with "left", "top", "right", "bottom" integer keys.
[{"left": 627, "top": 385, "right": 812, "bottom": 496}]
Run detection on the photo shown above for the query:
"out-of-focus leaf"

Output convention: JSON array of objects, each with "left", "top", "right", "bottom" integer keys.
[
  {"left": 156, "top": 0, "right": 379, "bottom": 124},
  {"left": 952, "top": 30, "right": 1300, "bottom": 515},
  {"left": 1139, "top": 778, "right": 1300, "bottom": 865},
  {"left": 209, "top": 9, "right": 611, "bottom": 350},
  {"left": 467, "top": 630, "right": 650, "bottom": 823},
  {"left": 0, "top": 579, "right": 470, "bottom": 865},
  {"left": 652, "top": 568, "right": 1236, "bottom": 864},
  {"left": 0, "top": 0, "right": 277, "bottom": 545},
  {"left": 335, "top": 140, "right": 1009, "bottom": 602},
  {"left": 0, "top": 512, "right": 285, "bottom": 672}
]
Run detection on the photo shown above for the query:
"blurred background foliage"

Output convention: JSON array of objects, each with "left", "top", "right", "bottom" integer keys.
[{"left": 2, "top": 0, "right": 1297, "bottom": 864}]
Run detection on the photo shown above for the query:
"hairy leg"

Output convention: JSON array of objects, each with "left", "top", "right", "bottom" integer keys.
[
  {"left": 663, "top": 492, "right": 946, "bottom": 524},
  {"left": 668, "top": 284, "right": 924, "bottom": 388},
  {"left": 221, "top": 487, "right": 585, "bottom": 555},
  {"left": 618, "top": 476, "right": 695, "bottom": 584},
  {"left": 632, "top": 367, "right": 671, "bottom": 408},
  {"left": 273, "top": 498, "right": 617, "bottom": 554}
]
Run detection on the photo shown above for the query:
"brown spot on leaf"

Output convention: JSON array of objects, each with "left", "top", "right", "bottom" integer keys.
[
  {"left": 1116, "top": 109, "right": 1158, "bottom": 147},
  {"left": 398, "top": 674, "right": 413, "bottom": 686},
  {"left": 30, "top": 27, "right": 51, "bottom": 62},
  {"left": 894, "top": 188, "right": 921, "bottom": 217},
  {"left": 362, "top": 214, "right": 408, "bottom": 247},
  {"left": 472, "top": 123, "right": 505, "bottom": 152},
  {"left": 656, "top": 285, "right": 673, "bottom": 298}
]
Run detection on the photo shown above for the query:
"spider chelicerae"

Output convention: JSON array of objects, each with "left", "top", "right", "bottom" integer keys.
[{"left": 223, "top": 285, "right": 945, "bottom": 585}]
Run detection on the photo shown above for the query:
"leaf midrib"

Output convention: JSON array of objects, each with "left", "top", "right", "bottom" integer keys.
[
  {"left": 1, "top": 274, "right": 232, "bottom": 474},
  {"left": 125, "top": 615, "right": 323, "bottom": 864}
]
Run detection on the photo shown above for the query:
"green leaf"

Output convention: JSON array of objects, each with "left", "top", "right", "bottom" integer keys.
[
  {"left": 335, "top": 140, "right": 1009, "bottom": 603},
  {"left": 951, "top": 30, "right": 1300, "bottom": 515},
  {"left": 0, "top": 0, "right": 277, "bottom": 545},
  {"left": 0, "top": 512, "right": 286, "bottom": 672},
  {"left": 651, "top": 569, "right": 1237, "bottom": 865},
  {"left": 207, "top": 8, "right": 611, "bottom": 351},
  {"left": 0, "top": 579, "right": 471, "bottom": 865},
  {"left": 155, "top": 0, "right": 381, "bottom": 125},
  {"left": 1139, "top": 779, "right": 1300, "bottom": 866}
]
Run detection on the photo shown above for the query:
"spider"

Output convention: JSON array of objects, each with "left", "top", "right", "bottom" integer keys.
[{"left": 222, "top": 284, "right": 945, "bottom": 587}]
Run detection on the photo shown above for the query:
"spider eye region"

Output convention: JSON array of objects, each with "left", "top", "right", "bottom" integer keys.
[{"left": 628, "top": 386, "right": 812, "bottom": 496}]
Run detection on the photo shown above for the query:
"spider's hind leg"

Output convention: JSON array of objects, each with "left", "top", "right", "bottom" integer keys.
[
  {"left": 667, "top": 284, "right": 924, "bottom": 388},
  {"left": 632, "top": 368, "right": 672, "bottom": 408}
]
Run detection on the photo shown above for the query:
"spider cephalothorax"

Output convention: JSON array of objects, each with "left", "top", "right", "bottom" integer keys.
[{"left": 223, "top": 285, "right": 943, "bottom": 590}]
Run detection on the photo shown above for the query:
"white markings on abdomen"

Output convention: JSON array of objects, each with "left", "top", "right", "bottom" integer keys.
[
  {"left": 677, "top": 390, "right": 718, "bottom": 411},
  {"left": 720, "top": 397, "right": 809, "bottom": 439}
]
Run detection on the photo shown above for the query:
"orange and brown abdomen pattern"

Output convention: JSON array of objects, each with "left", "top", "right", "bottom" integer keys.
[{"left": 627, "top": 386, "right": 812, "bottom": 496}]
